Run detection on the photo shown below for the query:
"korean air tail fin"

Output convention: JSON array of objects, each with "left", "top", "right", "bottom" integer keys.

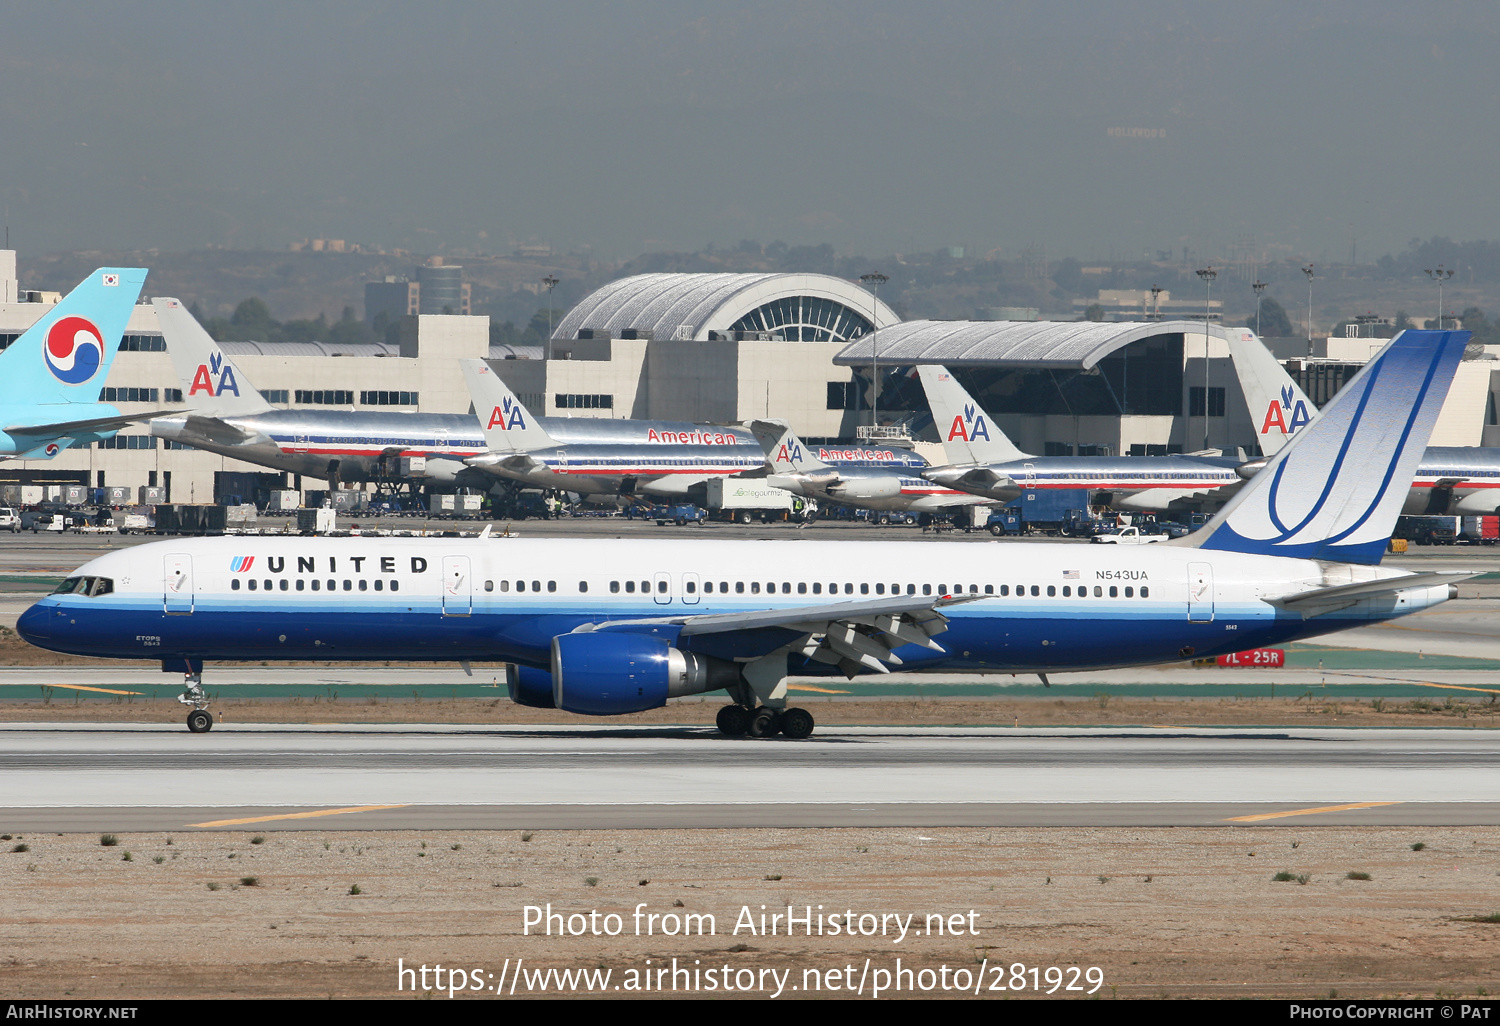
[
  {"left": 0, "top": 268, "right": 145, "bottom": 407},
  {"left": 153, "top": 298, "right": 272, "bottom": 416},
  {"left": 460, "top": 359, "right": 558, "bottom": 452},
  {"left": 1226, "top": 328, "right": 1314, "bottom": 456},
  {"left": 915, "top": 365, "right": 1031, "bottom": 464},
  {"left": 750, "top": 419, "right": 830, "bottom": 473},
  {"left": 1186, "top": 329, "right": 1468, "bottom": 565}
]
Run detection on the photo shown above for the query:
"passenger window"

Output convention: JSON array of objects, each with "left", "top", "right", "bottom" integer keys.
[
  {"left": 811, "top": 583, "right": 821, "bottom": 595},
  {"left": 1094, "top": 586, "right": 1103, "bottom": 597},
  {"left": 579, "top": 582, "right": 588, "bottom": 593},
  {"left": 359, "top": 580, "right": 368, "bottom": 592},
  {"left": 1047, "top": 585, "right": 1055, "bottom": 597},
  {"left": 278, "top": 579, "right": 287, "bottom": 591},
  {"left": 296, "top": 579, "right": 305, "bottom": 592},
  {"left": 1141, "top": 586, "right": 1149, "bottom": 598},
  {"left": 1125, "top": 586, "right": 1133, "bottom": 598},
  {"left": 1109, "top": 586, "right": 1118, "bottom": 598},
  {"left": 484, "top": 580, "right": 494, "bottom": 592},
  {"left": 264, "top": 580, "right": 272, "bottom": 591},
  {"left": 343, "top": 580, "right": 352, "bottom": 591},
  {"left": 501, "top": 580, "right": 511, "bottom": 592},
  {"left": 720, "top": 582, "right": 728, "bottom": 592},
  {"left": 534, "top": 580, "right": 543, "bottom": 592},
  {"left": 1000, "top": 585, "right": 1008, "bottom": 596},
  {"left": 327, "top": 579, "right": 335, "bottom": 591},
  {"left": 702, "top": 582, "right": 712, "bottom": 593},
  {"left": 231, "top": 579, "right": 240, "bottom": 591},
  {"left": 687, "top": 581, "right": 697, "bottom": 593},
  {"left": 736, "top": 582, "right": 745, "bottom": 594},
  {"left": 907, "top": 584, "right": 916, "bottom": 596},
  {"left": 248, "top": 580, "right": 257, "bottom": 592},
  {"left": 875, "top": 583, "right": 885, "bottom": 595},
  {"left": 1062, "top": 586, "right": 1071, "bottom": 597},
  {"left": 751, "top": 582, "right": 760, "bottom": 594},
  {"left": 860, "top": 583, "right": 868, "bottom": 595},
  {"left": 937, "top": 584, "right": 946, "bottom": 594},
  {"left": 391, "top": 581, "right": 399, "bottom": 592},
  {"left": 657, "top": 580, "right": 667, "bottom": 593},
  {"left": 798, "top": 583, "right": 807, "bottom": 595},
  {"left": 984, "top": 585, "right": 993, "bottom": 595},
  {"left": 625, "top": 581, "right": 636, "bottom": 593},
  {"left": 1030, "top": 585, "right": 1039, "bottom": 597},
  {"left": 610, "top": 581, "right": 620, "bottom": 593},
  {"left": 923, "top": 584, "right": 932, "bottom": 596},
  {"left": 781, "top": 582, "right": 790, "bottom": 594},
  {"left": 374, "top": 580, "right": 383, "bottom": 592},
  {"left": 547, "top": 581, "right": 556, "bottom": 593},
  {"left": 641, "top": 581, "right": 649, "bottom": 592},
  {"left": 311, "top": 579, "right": 320, "bottom": 591}
]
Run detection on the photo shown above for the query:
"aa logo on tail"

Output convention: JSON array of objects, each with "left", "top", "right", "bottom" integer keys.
[
  {"left": 1261, "top": 384, "right": 1311, "bottom": 437},
  {"left": 487, "top": 398, "right": 527, "bottom": 431},
  {"left": 189, "top": 352, "right": 241, "bottom": 397},
  {"left": 775, "top": 441, "right": 804, "bottom": 464},
  {"left": 947, "top": 403, "right": 992, "bottom": 443}
]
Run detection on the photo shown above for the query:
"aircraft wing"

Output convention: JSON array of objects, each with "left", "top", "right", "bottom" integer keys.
[
  {"left": 5, "top": 408, "right": 185, "bottom": 439},
  {"left": 174, "top": 415, "right": 257, "bottom": 446},
  {"left": 1272, "top": 571, "right": 1482, "bottom": 618},
  {"left": 590, "top": 593, "right": 983, "bottom": 677}
]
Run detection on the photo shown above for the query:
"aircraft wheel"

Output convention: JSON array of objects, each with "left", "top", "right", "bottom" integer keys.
[
  {"left": 716, "top": 705, "right": 750, "bottom": 736},
  {"left": 779, "top": 707, "right": 815, "bottom": 739},
  {"left": 186, "top": 709, "right": 214, "bottom": 733},
  {"left": 747, "top": 708, "right": 781, "bottom": 738}
]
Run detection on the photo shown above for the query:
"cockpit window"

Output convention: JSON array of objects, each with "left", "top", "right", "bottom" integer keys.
[{"left": 51, "top": 576, "right": 113, "bottom": 597}]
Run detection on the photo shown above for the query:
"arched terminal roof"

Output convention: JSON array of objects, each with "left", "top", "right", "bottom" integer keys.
[
  {"left": 835, "top": 319, "right": 1240, "bottom": 370},
  {"left": 554, "top": 272, "right": 900, "bottom": 343}
]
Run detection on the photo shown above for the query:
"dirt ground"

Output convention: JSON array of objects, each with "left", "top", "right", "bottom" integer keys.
[
  {"left": 2, "top": 693, "right": 1498, "bottom": 728},
  {"left": 0, "top": 826, "right": 1497, "bottom": 1000}
]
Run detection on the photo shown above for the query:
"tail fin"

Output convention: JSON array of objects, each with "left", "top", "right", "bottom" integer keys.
[
  {"left": 153, "top": 298, "right": 272, "bottom": 416},
  {"left": 1226, "top": 328, "right": 1315, "bottom": 455},
  {"left": 460, "top": 359, "right": 558, "bottom": 451},
  {"left": 750, "top": 419, "right": 830, "bottom": 472},
  {"left": 915, "top": 365, "right": 1031, "bottom": 464},
  {"left": 1190, "top": 329, "right": 1467, "bottom": 565},
  {"left": 0, "top": 268, "right": 145, "bottom": 406}
]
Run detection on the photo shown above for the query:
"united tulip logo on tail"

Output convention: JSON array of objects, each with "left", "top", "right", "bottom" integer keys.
[
  {"left": 488, "top": 397, "right": 527, "bottom": 431},
  {"left": 947, "top": 403, "right": 992, "bottom": 443},
  {"left": 190, "top": 352, "right": 241, "bottom": 397},
  {"left": 1261, "top": 384, "right": 1311, "bottom": 438}
]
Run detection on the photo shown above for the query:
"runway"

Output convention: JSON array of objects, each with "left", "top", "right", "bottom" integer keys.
[{"left": 2, "top": 722, "right": 1498, "bottom": 830}]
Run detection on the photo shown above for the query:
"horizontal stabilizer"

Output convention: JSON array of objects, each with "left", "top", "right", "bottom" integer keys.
[
  {"left": 1274, "top": 571, "right": 1481, "bottom": 618},
  {"left": 6, "top": 408, "right": 183, "bottom": 439}
]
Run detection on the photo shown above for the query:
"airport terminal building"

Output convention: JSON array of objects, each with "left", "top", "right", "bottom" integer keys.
[{"left": 0, "top": 253, "right": 1496, "bottom": 506}]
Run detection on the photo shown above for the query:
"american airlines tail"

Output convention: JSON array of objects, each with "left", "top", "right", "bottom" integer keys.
[
  {"left": 750, "top": 419, "right": 830, "bottom": 473},
  {"left": 1186, "top": 329, "right": 1468, "bottom": 565},
  {"left": 915, "top": 365, "right": 1031, "bottom": 464},
  {"left": 153, "top": 298, "right": 272, "bottom": 416},
  {"left": 0, "top": 268, "right": 145, "bottom": 408},
  {"left": 1226, "top": 329, "right": 1315, "bottom": 456},
  {"left": 459, "top": 358, "right": 560, "bottom": 452}
]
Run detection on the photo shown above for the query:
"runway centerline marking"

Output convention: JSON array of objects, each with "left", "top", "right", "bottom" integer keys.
[
  {"left": 1225, "top": 802, "right": 1403, "bottom": 823},
  {"left": 188, "top": 804, "right": 409, "bottom": 827}
]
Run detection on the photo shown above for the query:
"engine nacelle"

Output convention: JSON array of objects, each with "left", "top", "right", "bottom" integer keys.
[
  {"left": 825, "top": 474, "right": 902, "bottom": 501},
  {"left": 550, "top": 631, "right": 740, "bottom": 715},
  {"left": 504, "top": 663, "right": 556, "bottom": 708}
]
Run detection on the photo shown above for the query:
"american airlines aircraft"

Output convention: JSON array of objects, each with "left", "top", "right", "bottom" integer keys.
[
  {"left": 0, "top": 268, "right": 167, "bottom": 458},
  {"left": 750, "top": 418, "right": 994, "bottom": 517},
  {"left": 460, "top": 360, "right": 763, "bottom": 499},
  {"left": 916, "top": 365, "right": 1245, "bottom": 511},
  {"left": 1228, "top": 330, "right": 1500, "bottom": 515},
  {"left": 18, "top": 331, "right": 1474, "bottom": 739},
  {"left": 148, "top": 299, "right": 755, "bottom": 493}
]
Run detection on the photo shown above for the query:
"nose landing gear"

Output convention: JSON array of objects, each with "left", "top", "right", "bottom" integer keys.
[{"left": 177, "top": 671, "right": 214, "bottom": 732}]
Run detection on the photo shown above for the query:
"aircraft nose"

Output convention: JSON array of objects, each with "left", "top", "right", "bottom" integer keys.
[{"left": 16, "top": 602, "right": 52, "bottom": 643}]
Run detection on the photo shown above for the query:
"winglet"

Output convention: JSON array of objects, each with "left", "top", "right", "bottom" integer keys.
[
  {"left": 153, "top": 298, "right": 272, "bottom": 416},
  {"left": 915, "top": 365, "right": 1031, "bottom": 464},
  {"left": 460, "top": 359, "right": 558, "bottom": 452},
  {"left": 1187, "top": 329, "right": 1468, "bottom": 565}
]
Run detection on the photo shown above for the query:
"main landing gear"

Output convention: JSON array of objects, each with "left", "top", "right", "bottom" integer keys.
[
  {"left": 177, "top": 671, "right": 214, "bottom": 733},
  {"left": 716, "top": 704, "right": 815, "bottom": 740}
]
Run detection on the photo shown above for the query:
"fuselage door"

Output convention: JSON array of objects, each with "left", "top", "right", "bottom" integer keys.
[
  {"left": 1187, "top": 562, "right": 1214, "bottom": 622},
  {"left": 442, "top": 555, "right": 472, "bottom": 616},
  {"left": 681, "top": 571, "right": 700, "bottom": 605},
  {"left": 1022, "top": 462, "right": 1037, "bottom": 489},
  {"left": 652, "top": 571, "right": 672, "bottom": 605},
  {"left": 163, "top": 554, "right": 194, "bottom": 615}
]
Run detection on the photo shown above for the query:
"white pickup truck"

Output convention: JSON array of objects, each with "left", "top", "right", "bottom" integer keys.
[{"left": 1090, "top": 525, "right": 1164, "bottom": 545}]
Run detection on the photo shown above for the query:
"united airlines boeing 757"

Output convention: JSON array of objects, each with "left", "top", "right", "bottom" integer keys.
[{"left": 18, "top": 331, "right": 1474, "bottom": 738}]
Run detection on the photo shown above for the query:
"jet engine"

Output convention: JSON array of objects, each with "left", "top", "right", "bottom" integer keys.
[
  {"left": 823, "top": 475, "right": 902, "bottom": 501},
  {"left": 550, "top": 631, "right": 741, "bottom": 715},
  {"left": 504, "top": 663, "right": 557, "bottom": 708}
]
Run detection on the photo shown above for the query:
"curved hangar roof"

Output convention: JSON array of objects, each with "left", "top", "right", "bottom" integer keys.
[
  {"left": 835, "top": 319, "right": 1246, "bottom": 370},
  {"left": 553, "top": 272, "right": 901, "bottom": 343}
]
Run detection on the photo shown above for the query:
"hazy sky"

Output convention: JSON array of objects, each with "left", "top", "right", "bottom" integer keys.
[{"left": 2, "top": 1, "right": 1497, "bottom": 263}]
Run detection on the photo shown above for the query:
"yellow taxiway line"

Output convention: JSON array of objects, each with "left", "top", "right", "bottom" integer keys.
[
  {"left": 1225, "top": 801, "right": 1403, "bottom": 823},
  {"left": 786, "top": 684, "right": 851, "bottom": 694},
  {"left": 42, "top": 683, "right": 141, "bottom": 696},
  {"left": 188, "top": 804, "right": 410, "bottom": 828}
]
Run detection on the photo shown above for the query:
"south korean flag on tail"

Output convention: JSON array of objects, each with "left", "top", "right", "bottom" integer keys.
[{"left": 101, "top": 273, "right": 120, "bottom": 286}]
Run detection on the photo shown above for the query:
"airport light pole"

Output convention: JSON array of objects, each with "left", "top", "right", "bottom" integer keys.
[
  {"left": 1302, "top": 264, "right": 1316, "bottom": 355},
  {"left": 1425, "top": 265, "right": 1454, "bottom": 329},
  {"left": 1150, "top": 284, "right": 1163, "bottom": 321},
  {"left": 1195, "top": 266, "right": 1217, "bottom": 450},
  {"left": 1252, "top": 279, "right": 1268, "bottom": 338},
  {"left": 860, "top": 273, "right": 889, "bottom": 429},
  {"left": 541, "top": 275, "right": 560, "bottom": 362}
]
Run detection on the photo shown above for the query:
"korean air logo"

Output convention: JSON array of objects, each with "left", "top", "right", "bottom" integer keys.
[
  {"left": 43, "top": 443, "right": 59, "bottom": 457},
  {"left": 776, "top": 441, "right": 803, "bottom": 464},
  {"left": 487, "top": 398, "right": 527, "bottom": 431},
  {"left": 229, "top": 556, "right": 255, "bottom": 573},
  {"left": 1261, "top": 384, "right": 1311, "bottom": 437},
  {"left": 44, "top": 316, "right": 106, "bottom": 385},
  {"left": 946, "top": 403, "right": 992, "bottom": 443},
  {"left": 189, "top": 352, "right": 241, "bottom": 397}
]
